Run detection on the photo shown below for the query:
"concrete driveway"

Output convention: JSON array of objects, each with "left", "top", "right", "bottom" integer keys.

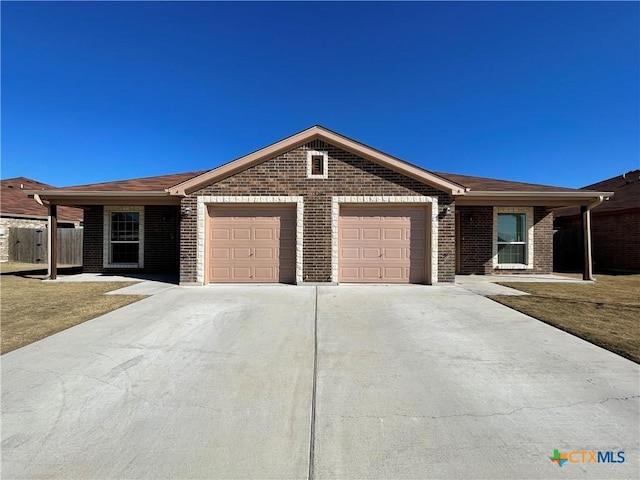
[{"left": 2, "top": 285, "right": 638, "bottom": 479}]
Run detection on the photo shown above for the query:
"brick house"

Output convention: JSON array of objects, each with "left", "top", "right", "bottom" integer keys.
[
  {"left": 554, "top": 170, "right": 639, "bottom": 273},
  {"left": 1, "top": 177, "right": 83, "bottom": 262},
  {"left": 27, "top": 126, "right": 611, "bottom": 283}
]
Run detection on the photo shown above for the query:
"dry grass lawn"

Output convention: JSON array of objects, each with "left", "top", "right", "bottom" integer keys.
[
  {"left": 491, "top": 274, "right": 640, "bottom": 363},
  {"left": 1, "top": 262, "right": 145, "bottom": 354}
]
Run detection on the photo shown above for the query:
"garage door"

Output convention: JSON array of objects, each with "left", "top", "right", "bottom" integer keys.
[
  {"left": 208, "top": 206, "right": 295, "bottom": 283},
  {"left": 339, "top": 206, "right": 427, "bottom": 283}
]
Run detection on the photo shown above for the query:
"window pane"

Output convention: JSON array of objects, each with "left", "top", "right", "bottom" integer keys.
[
  {"left": 111, "top": 212, "right": 140, "bottom": 241},
  {"left": 498, "top": 244, "right": 525, "bottom": 264},
  {"left": 498, "top": 213, "right": 525, "bottom": 243},
  {"left": 111, "top": 243, "right": 139, "bottom": 264}
]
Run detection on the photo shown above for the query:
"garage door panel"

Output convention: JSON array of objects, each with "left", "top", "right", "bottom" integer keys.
[
  {"left": 254, "top": 248, "right": 274, "bottom": 260},
  {"left": 254, "top": 228, "right": 273, "bottom": 240},
  {"left": 208, "top": 206, "right": 296, "bottom": 283},
  {"left": 384, "top": 248, "right": 403, "bottom": 260},
  {"left": 232, "top": 267, "right": 252, "bottom": 279},
  {"left": 341, "top": 247, "right": 360, "bottom": 260},
  {"left": 212, "top": 228, "right": 230, "bottom": 240},
  {"left": 362, "top": 248, "right": 382, "bottom": 259},
  {"left": 232, "top": 248, "right": 252, "bottom": 259},
  {"left": 384, "top": 228, "right": 403, "bottom": 240},
  {"left": 254, "top": 267, "right": 275, "bottom": 279},
  {"left": 341, "top": 228, "right": 360, "bottom": 240},
  {"left": 339, "top": 206, "right": 427, "bottom": 284},
  {"left": 383, "top": 267, "right": 403, "bottom": 280},
  {"left": 211, "top": 267, "right": 231, "bottom": 280},
  {"left": 362, "top": 267, "right": 382, "bottom": 280},
  {"left": 362, "top": 228, "right": 381, "bottom": 240},
  {"left": 340, "top": 267, "right": 360, "bottom": 281},
  {"left": 233, "top": 228, "right": 251, "bottom": 240},
  {"left": 211, "top": 248, "right": 230, "bottom": 260}
]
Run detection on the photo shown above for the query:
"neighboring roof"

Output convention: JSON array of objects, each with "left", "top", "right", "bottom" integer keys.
[
  {"left": 555, "top": 169, "right": 640, "bottom": 217},
  {"left": 1, "top": 177, "right": 83, "bottom": 223},
  {"left": 169, "top": 125, "right": 467, "bottom": 196},
  {"left": 433, "top": 171, "right": 579, "bottom": 193}
]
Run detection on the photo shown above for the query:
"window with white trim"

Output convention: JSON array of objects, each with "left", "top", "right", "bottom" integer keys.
[
  {"left": 306, "top": 150, "right": 328, "bottom": 179},
  {"left": 104, "top": 206, "right": 144, "bottom": 268},
  {"left": 497, "top": 213, "right": 526, "bottom": 264},
  {"left": 493, "top": 207, "right": 533, "bottom": 269}
]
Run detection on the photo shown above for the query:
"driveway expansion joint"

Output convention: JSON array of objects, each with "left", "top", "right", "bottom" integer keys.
[
  {"left": 308, "top": 286, "right": 319, "bottom": 480},
  {"left": 325, "top": 395, "right": 640, "bottom": 421}
]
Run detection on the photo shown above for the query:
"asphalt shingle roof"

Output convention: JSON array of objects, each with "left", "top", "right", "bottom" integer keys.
[{"left": 1, "top": 177, "right": 84, "bottom": 223}]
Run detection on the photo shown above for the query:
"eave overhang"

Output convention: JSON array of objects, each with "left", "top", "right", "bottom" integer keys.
[
  {"left": 167, "top": 126, "right": 467, "bottom": 196},
  {"left": 25, "top": 190, "right": 181, "bottom": 207},
  {"left": 455, "top": 190, "right": 614, "bottom": 207}
]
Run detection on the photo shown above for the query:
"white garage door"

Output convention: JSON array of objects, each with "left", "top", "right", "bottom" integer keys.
[
  {"left": 339, "top": 206, "right": 427, "bottom": 283},
  {"left": 207, "top": 206, "right": 295, "bottom": 283}
]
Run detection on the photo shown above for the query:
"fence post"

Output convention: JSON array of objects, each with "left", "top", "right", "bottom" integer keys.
[{"left": 48, "top": 205, "right": 58, "bottom": 279}]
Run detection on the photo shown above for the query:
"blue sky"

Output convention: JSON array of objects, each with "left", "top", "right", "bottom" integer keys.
[{"left": 2, "top": 1, "right": 638, "bottom": 188}]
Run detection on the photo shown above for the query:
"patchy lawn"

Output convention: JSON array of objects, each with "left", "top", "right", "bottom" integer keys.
[
  {"left": 490, "top": 274, "right": 640, "bottom": 363},
  {"left": 1, "top": 262, "right": 145, "bottom": 354}
]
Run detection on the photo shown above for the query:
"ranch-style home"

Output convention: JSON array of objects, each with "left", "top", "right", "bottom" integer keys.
[{"left": 27, "top": 126, "right": 612, "bottom": 285}]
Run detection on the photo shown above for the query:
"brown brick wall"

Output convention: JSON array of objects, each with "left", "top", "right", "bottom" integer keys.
[
  {"left": 82, "top": 206, "right": 103, "bottom": 272},
  {"left": 457, "top": 206, "right": 493, "bottom": 274},
  {"left": 457, "top": 205, "right": 553, "bottom": 274},
  {"left": 555, "top": 210, "right": 640, "bottom": 272},
  {"left": 82, "top": 205, "right": 179, "bottom": 274},
  {"left": 144, "top": 206, "right": 180, "bottom": 273},
  {"left": 182, "top": 140, "right": 455, "bottom": 283}
]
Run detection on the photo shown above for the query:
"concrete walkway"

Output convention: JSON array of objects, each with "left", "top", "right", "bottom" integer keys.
[
  {"left": 45, "top": 273, "right": 178, "bottom": 296},
  {"left": 2, "top": 285, "right": 638, "bottom": 479},
  {"left": 455, "top": 273, "right": 589, "bottom": 296}
]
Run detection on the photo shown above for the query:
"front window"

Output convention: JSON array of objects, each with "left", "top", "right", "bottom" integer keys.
[
  {"left": 497, "top": 213, "right": 526, "bottom": 264},
  {"left": 103, "top": 206, "right": 144, "bottom": 268},
  {"left": 493, "top": 207, "right": 533, "bottom": 269},
  {"left": 110, "top": 212, "right": 140, "bottom": 264}
]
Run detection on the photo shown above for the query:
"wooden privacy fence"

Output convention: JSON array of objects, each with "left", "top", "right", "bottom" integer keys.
[{"left": 8, "top": 227, "right": 83, "bottom": 265}]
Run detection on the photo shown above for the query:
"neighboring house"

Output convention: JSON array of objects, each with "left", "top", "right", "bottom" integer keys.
[
  {"left": 554, "top": 170, "right": 639, "bottom": 273},
  {"left": 27, "top": 126, "right": 611, "bottom": 283},
  {"left": 0, "top": 177, "right": 83, "bottom": 262}
]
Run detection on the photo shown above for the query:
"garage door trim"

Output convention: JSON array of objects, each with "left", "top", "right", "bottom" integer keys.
[
  {"left": 331, "top": 196, "right": 438, "bottom": 284},
  {"left": 196, "top": 196, "right": 304, "bottom": 285}
]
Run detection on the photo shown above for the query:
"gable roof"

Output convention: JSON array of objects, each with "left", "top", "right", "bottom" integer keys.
[
  {"left": 53, "top": 170, "right": 207, "bottom": 192},
  {"left": 23, "top": 171, "right": 207, "bottom": 207},
  {"left": 434, "top": 171, "right": 579, "bottom": 193},
  {"left": 1, "top": 177, "right": 83, "bottom": 223},
  {"left": 25, "top": 126, "right": 612, "bottom": 209},
  {"left": 555, "top": 169, "right": 640, "bottom": 217},
  {"left": 168, "top": 125, "right": 468, "bottom": 196}
]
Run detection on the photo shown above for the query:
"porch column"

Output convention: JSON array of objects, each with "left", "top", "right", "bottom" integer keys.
[
  {"left": 581, "top": 205, "right": 593, "bottom": 281},
  {"left": 48, "top": 204, "right": 58, "bottom": 280}
]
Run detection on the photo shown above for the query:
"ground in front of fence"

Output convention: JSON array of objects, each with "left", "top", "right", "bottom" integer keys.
[{"left": 0, "top": 262, "right": 145, "bottom": 354}]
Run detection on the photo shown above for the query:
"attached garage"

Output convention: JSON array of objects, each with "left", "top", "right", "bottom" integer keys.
[
  {"left": 338, "top": 206, "right": 429, "bottom": 284},
  {"left": 207, "top": 205, "right": 296, "bottom": 283}
]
